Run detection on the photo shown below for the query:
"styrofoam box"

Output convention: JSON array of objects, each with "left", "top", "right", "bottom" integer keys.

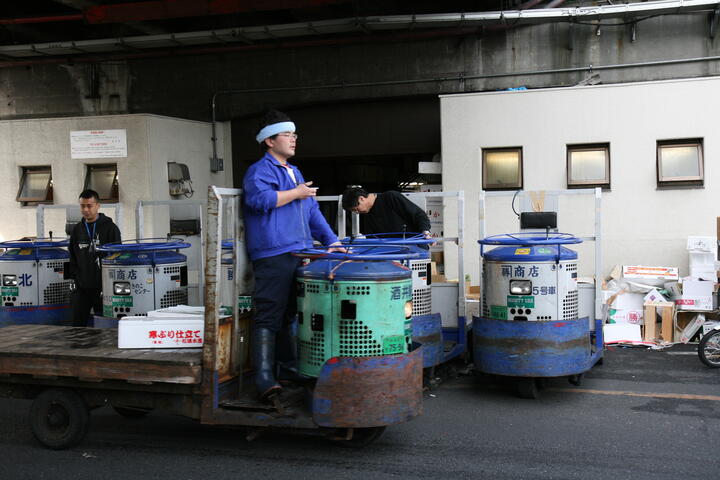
[
  {"left": 118, "top": 316, "right": 204, "bottom": 349},
  {"left": 148, "top": 305, "right": 205, "bottom": 316},
  {"left": 686, "top": 236, "right": 716, "bottom": 252},
  {"left": 622, "top": 265, "right": 679, "bottom": 287}
]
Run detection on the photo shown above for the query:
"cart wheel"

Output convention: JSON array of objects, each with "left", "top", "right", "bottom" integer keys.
[
  {"left": 515, "top": 378, "right": 539, "bottom": 399},
  {"left": 330, "top": 427, "right": 386, "bottom": 448},
  {"left": 568, "top": 374, "right": 584, "bottom": 386},
  {"left": 30, "top": 388, "right": 90, "bottom": 450},
  {"left": 698, "top": 330, "right": 720, "bottom": 368},
  {"left": 113, "top": 406, "right": 152, "bottom": 418}
]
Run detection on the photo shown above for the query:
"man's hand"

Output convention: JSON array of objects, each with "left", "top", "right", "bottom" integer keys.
[
  {"left": 423, "top": 230, "right": 437, "bottom": 247},
  {"left": 327, "top": 241, "right": 347, "bottom": 253},
  {"left": 294, "top": 181, "right": 318, "bottom": 200},
  {"left": 277, "top": 181, "right": 318, "bottom": 207}
]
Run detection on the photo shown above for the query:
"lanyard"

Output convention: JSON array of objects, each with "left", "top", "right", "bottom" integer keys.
[{"left": 84, "top": 220, "right": 96, "bottom": 243}]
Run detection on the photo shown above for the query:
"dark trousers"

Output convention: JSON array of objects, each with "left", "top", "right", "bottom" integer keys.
[
  {"left": 252, "top": 253, "right": 301, "bottom": 333},
  {"left": 71, "top": 287, "right": 103, "bottom": 327}
]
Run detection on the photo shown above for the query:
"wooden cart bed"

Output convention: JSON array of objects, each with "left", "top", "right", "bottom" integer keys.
[{"left": 0, "top": 325, "right": 202, "bottom": 385}]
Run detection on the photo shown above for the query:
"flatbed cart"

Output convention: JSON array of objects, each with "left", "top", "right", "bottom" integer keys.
[
  {"left": 474, "top": 188, "right": 604, "bottom": 399},
  {"left": 319, "top": 190, "right": 468, "bottom": 370},
  {"left": 0, "top": 186, "right": 423, "bottom": 449}
]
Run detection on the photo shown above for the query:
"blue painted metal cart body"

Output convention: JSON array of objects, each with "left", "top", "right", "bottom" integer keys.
[{"left": 474, "top": 231, "right": 603, "bottom": 383}]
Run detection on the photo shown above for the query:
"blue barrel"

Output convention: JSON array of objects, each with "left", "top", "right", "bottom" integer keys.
[
  {"left": 0, "top": 239, "right": 73, "bottom": 327},
  {"left": 99, "top": 239, "right": 190, "bottom": 318}
]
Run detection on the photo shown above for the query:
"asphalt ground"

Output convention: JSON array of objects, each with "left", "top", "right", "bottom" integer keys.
[{"left": 1, "top": 343, "right": 718, "bottom": 480}]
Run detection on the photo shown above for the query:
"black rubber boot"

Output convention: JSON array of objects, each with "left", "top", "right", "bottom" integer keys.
[
  {"left": 253, "top": 328, "right": 282, "bottom": 401},
  {"left": 276, "top": 325, "right": 299, "bottom": 381}
]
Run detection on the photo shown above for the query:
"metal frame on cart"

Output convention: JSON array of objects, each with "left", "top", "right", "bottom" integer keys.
[
  {"left": 36, "top": 203, "right": 123, "bottom": 238},
  {"left": 136, "top": 199, "right": 206, "bottom": 305},
  {"left": 317, "top": 191, "right": 467, "bottom": 362},
  {"left": 478, "top": 187, "right": 603, "bottom": 340}
]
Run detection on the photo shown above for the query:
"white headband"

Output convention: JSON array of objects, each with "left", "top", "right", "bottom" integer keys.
[{"left": 256, "top": 121, "right": 296, "bottom": 144}]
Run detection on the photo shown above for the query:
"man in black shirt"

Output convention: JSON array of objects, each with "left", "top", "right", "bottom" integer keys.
[
  {"left": 341, "top": 187, "right": 432, "bottom": 239},
  {"left": 68, "top": 189, "right": 121, "bottom": 326}
]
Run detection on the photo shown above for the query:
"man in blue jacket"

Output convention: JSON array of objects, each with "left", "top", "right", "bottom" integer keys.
[{"left": 243, "top": 110, "right": 342, "bottom": 402}]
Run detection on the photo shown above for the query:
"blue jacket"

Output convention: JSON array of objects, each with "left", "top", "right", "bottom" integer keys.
[{"left": 242, "top": 152, "right": 338, "bottom": 261}]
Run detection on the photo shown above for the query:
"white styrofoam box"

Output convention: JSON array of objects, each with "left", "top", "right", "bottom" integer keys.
[
  {"left": 702, "top": 320, "right": 720, "bottom": 336},
  {"left": 603, "top": 323, "right": 642, "bottom": 344},
  {"left": 147, "top": 306, "right": 205, "bottom": 320},
  {"left": 689, "top": 251, "right": 715, "bottom": 266},
  {"left": 622, "top": 265, "right": 679, "bottom": 287},
  {"left": 689, "top": 266, "right": 718, "bottom": 282},
  {"left": 608, "top": 292, "right": 645, "bottom": 324},
  {"left": 149, "top": 305, "right": 204, "bottom": 316},
  {"left": 686, "top": 236, "right": 717, "bottom": 253},
  {"left": 118, "top": 316, "right": 204, "bottom": 348},
  {"left": 676, "top": 278, "right": 717, "bottom": 311}
]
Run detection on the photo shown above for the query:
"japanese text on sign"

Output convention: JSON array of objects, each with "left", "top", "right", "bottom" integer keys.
[
  {"left": 70, "top": 129, "right": 127, "bottom": 159},
  {"left": 147, "top": 329, "right": 202, "bottom": 345},
  {"left": 390, "top": 285, "right": 413, "bottom": 300},
  {"left": 501, "top": 265, "right": 540, "bottom": 277}
]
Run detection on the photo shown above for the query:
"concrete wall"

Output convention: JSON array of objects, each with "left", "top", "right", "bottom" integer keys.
[
  {"left": 0, "top": 114, "right": 232, "bottom": 242},
  {"left": 440, "top": 76, "right": 720, "bottom": 283},
  {"left": 0, "top": 12, "right": 717, "bottom": 125}
]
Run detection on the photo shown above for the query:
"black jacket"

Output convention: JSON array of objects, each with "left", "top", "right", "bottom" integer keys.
[
  {"left": 68, "top": 213, "right": 121, "bottom": 289},
  {"left": 362, "top": 191, "right": 432, "bottom": 236}
]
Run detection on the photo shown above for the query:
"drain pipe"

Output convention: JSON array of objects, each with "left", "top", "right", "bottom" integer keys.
[{"left": 209, "top": 53, "right": 720, "bottom": 162}]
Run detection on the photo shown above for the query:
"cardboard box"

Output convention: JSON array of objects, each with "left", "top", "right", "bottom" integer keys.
[
  {"left": 675, "top": 278, "right": 717, "bottom": 311},
  {"left": 608, "top": 292, "right": 645, "bottom": 324},
  {"left": 643, "top": 288, "right": 667, "bottom": 304},
  {"left": 119, "top": 316, "right": 206, "bottom": 348},
  {"left": 679, "top": 312, "right": 706, "bottom": 343},
  {"left": 622, "top": 265, "right": 679, "bottom": 287}
]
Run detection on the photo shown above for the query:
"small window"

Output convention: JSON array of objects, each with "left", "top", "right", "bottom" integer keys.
[
  {"left": 85, "top": 164, "right": 119, "bottom": 202},
  {"left": 16, "top": 166, "right": 53, "bottom": 206},
  {"left": 482, "top": 147, "right": 523, "bottom": 190},
  {"left": 657, "top": 139, "right": 703, "bottom": 187},
  {"left": 567, "top": 143, "right": 610, "bottom": 189}
]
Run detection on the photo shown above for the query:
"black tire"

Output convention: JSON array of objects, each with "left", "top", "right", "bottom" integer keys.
[
  {"left": 516, "top": 378, "right": 539, "bottom": 399},
  {"left": 30, "top": 389, "right": 89, "bottom": 450},
  {"left": 330, "top": 427, "right": 386, "bottom": 448},
  {"left": 698, "top": 330, "right": 720, "bottom": 368},
  {"left": 568, "top": 373, "right": 584, "bottom": 386},
  {"left": 113, "top": 406, "right": 152, "bottom": 418}
]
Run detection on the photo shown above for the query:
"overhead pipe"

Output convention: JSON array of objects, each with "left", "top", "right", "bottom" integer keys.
[
  {"left": 84, "top": 0, "right": 351, "bottom": 24},
  {"left": 0, "top": 14, "right": 83, "bottom": 25},
  {"left": 2, "top": 0, "right": 718, "bottom": 59}
]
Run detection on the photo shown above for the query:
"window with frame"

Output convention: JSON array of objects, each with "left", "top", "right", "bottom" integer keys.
[
  {"left": 482, "top": 147, "right": 523, "bottom": 190},
  {"left": 84, "top": 164, "right": 119, "bottom": 202},
  {"left": 16, "top": 166, "right": 53, "bottom": 206},
  {"left": 657, "top": 139, "right": 704, "bottom": 187},
  {"left": 567, "top": 143, "right": 610, "bottom": 189}
]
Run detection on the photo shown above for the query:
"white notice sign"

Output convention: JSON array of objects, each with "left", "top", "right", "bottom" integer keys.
[{"left": 70, "top": 129, "right": 127, "bottom": 159}]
